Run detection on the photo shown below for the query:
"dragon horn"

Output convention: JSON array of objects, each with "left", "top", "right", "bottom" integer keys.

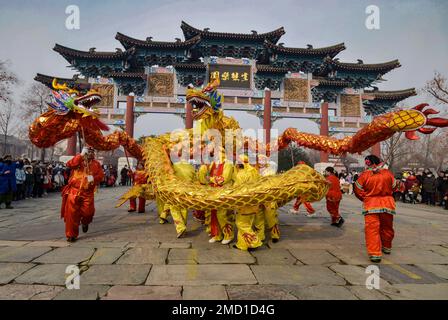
[
  {"left": 413, "top": 103, "right": 429, "bottom": 111},
  {"left": 423, "top": 108, "right": 439, "bottom": 116},
  {"left": 52, "top": 78, "right": 68, "bottom": 91},
  {"left": 52, "top": 78, "right": 79, "bottom": 95},
  {"left": 426, "top": 118, "right": 448, "bottom": 127},
  {"left": 405, "top": 130, "right": 419, "bottom": 140},
  {"left": 418, "top": 127, "right": 437, "bottom": 134}
]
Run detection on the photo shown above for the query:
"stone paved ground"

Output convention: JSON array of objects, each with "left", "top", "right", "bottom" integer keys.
[{"left": 0, "top": 187, "right": 448, "bottom": 300}]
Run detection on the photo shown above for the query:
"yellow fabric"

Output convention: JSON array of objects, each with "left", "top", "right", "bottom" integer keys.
[
  {"left": 197, "top": 164, "right": 209, "bottom": 185},
  {"left": 170, "top": 161, "right": 195, "bottom": 234},
  {"left": 235, "top": 212, "right": 263, "bottom": 250},
  {"left": 173, "top": 162, "right": 196, "bottom": 181},
  {"left": 171, "top": 207, "right": 188, "bottom": 235},
  {"left": 263, "top": 202, "right": 280, "bottom": 240}
]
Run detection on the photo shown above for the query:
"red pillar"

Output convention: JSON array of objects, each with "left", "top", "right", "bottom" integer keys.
[
  {"left": 185, "top": 101, "right": 193, "bottom": 129},
  {"left": 320, "top": 102, "right": 329, "bottom": 162},
  {"left": 371, "top": 142, "right": 381, "bottom": 158},
  {"left": 66, "top": 135, "right": 77, "bottom": 156},
  {"left": 263, "top": 89, "right": 272, "bottom": 149},
  {"left": 125, "top": 94, "right": 135, "bottom": 138}
]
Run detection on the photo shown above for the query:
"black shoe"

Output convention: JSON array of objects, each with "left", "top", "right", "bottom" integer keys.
[
  {"left": 67, "top": 237, "right": 77, "bottom": 242},
  {"left": 369, "top": 256, "right": 382, "bottom": 263},
  {"left": 335, "top": 217, "right": 345, "bottom": 228},
  {"left": 82, "top": 224, "right": 88, "bottom": 233},
  {"left": 5, "top": 205, "right": 14, "bottom": 209},
  {"left": 271, "top": 238, "right": 279, "bottom": 243}
]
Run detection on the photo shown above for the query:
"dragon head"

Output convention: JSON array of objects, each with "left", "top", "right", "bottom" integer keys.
[
  {"left": 385, "top": 104, "right": 448, "bottom": 140},
  {"left": 48, "top": 79, "right": 102, "bottom": 118},
  {"left": 186, "top": 77, "right": 223, "bottom": 121}
]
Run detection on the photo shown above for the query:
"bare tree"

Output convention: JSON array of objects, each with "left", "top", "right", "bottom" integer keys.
[
  {"left": 0, "top": 101, "right": 17, "bottom": 154},
  {"left": 424, "top": 71, "right": 448, "bottom": 106},
  {"left": 381, "top": 132, "right": 412, "bottom": 172},
  {"left": 0, "top": 60, "right": 19, "bottom": 103},
  {"left": 21, "top": 82, "right": 52, "bottom": 161}
]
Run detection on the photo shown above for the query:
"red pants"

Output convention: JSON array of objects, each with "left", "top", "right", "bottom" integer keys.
[
  {"left": 293, "top": 198, "right": 315, "bottom": 214},
  {"left": 62, "top": 189, "right": 95, "bottom": 238},
  {"left": 326, "top": 199, "right": 341, "bottom": 223},
  {"left": 364, "top": 213, "right": 394, "bottom": 257},
  {"left": 130, "top": 197, "right": 145, "bottom": 212}
]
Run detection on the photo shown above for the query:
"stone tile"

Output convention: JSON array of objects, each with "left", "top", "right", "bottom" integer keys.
[
  {"left": 33, "top": 247, "right": 94, "bottom": 264},
  {"left": 328, "top": 248, "right": 371, "bottom": 265},
  {"left": 103, "top": 285, "right": 181, "bottom": 300},
  {"left": 71, "top": 241, "right": 130, "bottom": 248},
  {"left": 168, "top": 249, "right": 198, "bottom": 264},
  {"left": 0, "top": 246, "right": 52, "bottom": 263},
  {"left": 348, "top": 286, "right": 390, "bottom": 300},
  {"left": 251, "top": 249, "right": 298, "bottom": 265},
  {"left": 160, "top": 242, "right": 192, "bottom": 249},
  {"left": 416, "top": 264, "right": 448, "bottom": 280},
  {"left": 0, "top": 284, "right": 64, "bottom": 300},
  {"left": 0, "top": 263, "right": 35, "bottom": 284},
  {"left": 329, "top": 265, "right": 390, "bottom": 287},
  {"left": 116, "top": 247, "right": 168, "bottom": 265},
  {"left": 378, "top": 264, "right": 447, "bottom": 284},
  {"left": 251, "top": 265, "right": 346, "bottom": 285},
  {"left": 384, "top": 248, "right": 448, "bottom": 264},
  {"left": 288, "top": 249, "right": 341, "bottom": 265},
  {"left": 288, "top": 285, "right": 358, "bottom": 300},
  {"left": 168, "top": 248, "right": 256, "bottom": 265},
  {"left": 226, "top": 285, "right": 297, "bottom": 300},
  {"left": 25, "top": 241, "right": 69, "bottom": 248},
  {"left": 53, "top": 285, "right": 110, "bottom": 300},
  {"left": 88, "top": 248, "right": 125, "bottom": 265},
  {"left": 382, "top": 283, "right": 448, "bottom": 300},
  {"left": 146, "top": 265, "right": 257, "bottom": 286},
  {"left": 183, "top": 285, "right": 228, "bottom": 300},
  {"left": 14, "top": 264, "right": 69, "bottom": 286},
  {"left": 0, "top": 240, "right": 30, "bottom": 247},
  {"left": 82, "top": 264, "right": 151, "bottom": 285},
  {"left": 125, "top": 240, "right": 160, "bottom": 248},
  {"left": 268, "top": 239, "right": 337, "bottom": 250}
]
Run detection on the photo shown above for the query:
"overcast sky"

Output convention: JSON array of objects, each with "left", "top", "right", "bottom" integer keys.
[{"left": 1, "top": 0, "right": 447, "bottom": 138}]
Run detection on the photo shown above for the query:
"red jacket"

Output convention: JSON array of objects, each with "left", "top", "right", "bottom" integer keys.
[
  {"left": 354, "top": 168, "right": 399, "bottom": 215},
  {"left": 326, "top": 174, "right": 342, "bottom": 202}
]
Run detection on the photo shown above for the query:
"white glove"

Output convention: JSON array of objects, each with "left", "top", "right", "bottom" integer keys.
[
  {"left": 81, "top": 147, "right": 89, "bottom": 156},
  {"left": 87, "top": 175, "right": 94, "bottom": 183}
]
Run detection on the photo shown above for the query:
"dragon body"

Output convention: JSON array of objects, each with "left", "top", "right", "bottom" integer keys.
[{"left": 29, "top": 78, "right": 448, "bottom": 210}]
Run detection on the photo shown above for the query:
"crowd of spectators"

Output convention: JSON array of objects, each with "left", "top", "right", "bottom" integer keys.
[
  {"left": 0, "top": 154, "right": 121, "bottom": 209},
  {"left": 394, "top": 169, "right": 448, "bottom": 209}
]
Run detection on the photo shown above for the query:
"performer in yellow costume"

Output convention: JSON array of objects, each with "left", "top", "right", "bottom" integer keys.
[
  {"left": 170, "top": 157, "right": 196, "bottom": 238},
  {"left": 233, "top": 156, "right": 263, "bottom": 251},
  {"left": 256, "top": 156, "right": 280, "bottom": 243},
  {"left": 198, "top": 147, "right": 234, "bottom": 244}
]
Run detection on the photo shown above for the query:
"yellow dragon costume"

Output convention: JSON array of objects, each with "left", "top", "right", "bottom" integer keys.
[{"left": 29, "top": 78, "right": 448, "bottom": 241}]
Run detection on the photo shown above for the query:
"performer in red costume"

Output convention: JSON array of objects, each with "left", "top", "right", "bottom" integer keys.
[
  {"left": 354, "top": 155, "right": 401, "bottom": 263},
  {"left": 128, "top": 162, "right": 148, "bottom": 213},
  {"left": 61, "top": 147, "right": 104, "bottom": 242},
  {"left": 324, "top": 166, "right": 344, "bottom": 227}
]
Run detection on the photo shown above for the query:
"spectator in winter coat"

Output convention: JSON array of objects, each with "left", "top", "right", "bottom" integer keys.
[
  {"left": 24, "top": 166, "right": 34, "bottom": 199},
  {"left": 14, "top": 161, "right": 26, "bottom": 201},
  {"left": 0, "top": 155, "right": 17, "bottom": 209},
  {"left": 437, "top": 172, "right": 448, "bottom": 206},
  {"left": 421, "top": 170, "right": 437, "bottom": 205}
]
